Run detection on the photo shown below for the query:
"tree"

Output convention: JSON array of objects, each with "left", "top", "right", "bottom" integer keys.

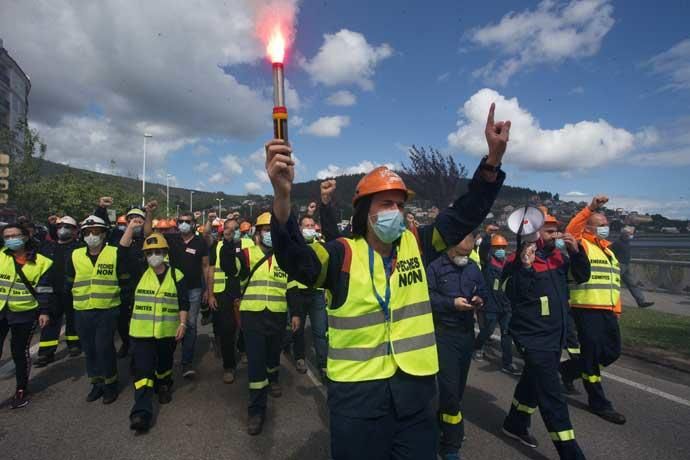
[
  {"left": 554, "top": 193, "right": 560, "bottom": 202},
  {"left": 401, "top": 145, "right": 468, "bottom": 207}
]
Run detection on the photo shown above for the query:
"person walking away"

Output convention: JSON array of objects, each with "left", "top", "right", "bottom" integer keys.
[
  {"left": 121, "top": 230, "right": 188, "bottom": 432},
  {"left": 501, "top": 214, "right": 590, "bottom": 459},
  {"left": 266, "top": 102, "right": 508, "bottom": 459},
  {"left": 66, "top": 216, "right": 129, "bottom": 405},
  {"left": 428, "top": 234, "right": 487, "bottom": 460},
  {"left": 610, "top": 226, "right": 653, "bottom": 308},
  {"left": 473, "top": 233, "right": 520, "bottom": 375},
  {"left": 35, "top": 216, "right": 82, "bottom": 366},
  {"left": 240, "top": 212, "right": 290, "bottom": 435},
  {"left": 559, "top": 196, "right": 627, "bottom": 425},
  {"left": 144, "top": 204, "right": 210, "bottom": 379},
  {"left": 208, "top": 218, "right": 248, "bottom": 384},
  {"left": 0, "top": 224, "right": 54, "bottom": 408}
]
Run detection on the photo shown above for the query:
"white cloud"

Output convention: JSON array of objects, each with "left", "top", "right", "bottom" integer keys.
[
  {"left": 254, "top": 169, "right": 270, "bottom": 183},
  {"left": 326, "top": 90, "right": 357, "bottom": 107},
  {"left": 316, "top": 160, "right": 396, "bottom": 180},
  {"left": 565, "top": 191, "right": 587, "bottom": 197},
  {"left": 646, "top": 38, "right": 690, "bottom": 92},
  {"left": 303, "top": 116, "right": 350, "bottom": 137},
  {"left": 0, "top": 0, "right": 300, "bottom": 173},
  {"left": 291, "top": 115, "right": 304, "bottom": 128},
  {"left": 193, "top": 145, "right": 210, "bottom": 156},
  {"left": 220, "top": 154, "right": 243, "bottom": 175},
  {"left": 469, "top": 0, "right": 615, "bottom": 85},
  {"left": 569, "top": 86, "right": 585, "bottom": 95},
  {"left": 437, "top": 72, "right": 451, "bottom": 83},
  {"left": 447, "top": 88, "right": 635, "bottom": 171},
  {"left": 245, "top": 182, "right": 263, "bottom": 194},
  {"left": 193, "top": 162, "right": 210, "bottom": 173},
  {"left": 208, "top": 172, "right": 225, "bottom": 185},
  {"left": 629, "top": 117, "right": 690, "bottom": 166},
  {"left": 301, "top": 29, "right": 393, "bottom": 90}
]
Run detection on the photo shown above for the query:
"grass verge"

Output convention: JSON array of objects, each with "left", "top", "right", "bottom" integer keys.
[{"left": 620, "top": 307, "right": 690, "bottom": 359}]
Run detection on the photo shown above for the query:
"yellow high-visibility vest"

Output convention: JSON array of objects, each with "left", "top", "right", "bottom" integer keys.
[
  {"left": 240, "top": 245, "right": 287, "bottom": 313},
  {"left": 71, "top": 246, "right": 121, "bottom": 310},
  {"left": 570, "top": 239, "right": 621, "bottom": 313},
  {"left": 0, "top": 250, "right": 53, "bottom": 312},
  {"left": 130, "top": 266, "right": 184, "bottom": 339},
  {"left": 327, "top": 230, "right": 438, "bottom": 383},
  {"left": 212, "top": 241, "right": 241, "bottom": 294}
]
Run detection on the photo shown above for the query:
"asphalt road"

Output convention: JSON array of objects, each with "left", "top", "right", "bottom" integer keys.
[{"left": 2, "top": 325, "right": 690, "bottom": 460}]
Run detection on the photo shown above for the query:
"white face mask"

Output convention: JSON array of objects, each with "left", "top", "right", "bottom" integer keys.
[
  {"left": 146, "top": 254, "right": 165, "bottom": 268},
  {"left": 302, "top": 228, "right": 317, "bottom": 242},
  {"left": 452, "top": 255, "right": 469, "bottom": 267},
  {"left": 178, "top": 222, "right": 192, "bottom": 234},
  {"left": 84, "top": 234, "right": 104, "bottom": 248}
]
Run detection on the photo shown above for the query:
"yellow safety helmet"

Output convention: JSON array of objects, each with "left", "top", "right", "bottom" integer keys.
[
  {"left": 142, "top": 232, "right": 169, "bottom": 251},
  {"left": 255, "top": 212, "right": 271, "bottom": 227}
]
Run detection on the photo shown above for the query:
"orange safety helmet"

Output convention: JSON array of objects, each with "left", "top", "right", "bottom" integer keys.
[
  {"left": 157, "top": 219, "right": 170, "bottom": 230},
  {"left": 116, "top": 215, "right": 127, "bottom": 225},
  {"left": 490, "top": 234, "right": 508, "bottom": 247},
  {"left": 239, "top": 221, "right": 251, "bottom": 233},
  {"left": 352, "top": 166, "right": 408, "bottom": 205},
  {"left": 167, "top": 218, "right": 177, "bottom": 228},
  {"left": 543, "top": 214, "right": 560, "bottom": 226}
]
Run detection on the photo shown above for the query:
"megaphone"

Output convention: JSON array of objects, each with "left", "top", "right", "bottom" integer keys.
[{"left": 508, "top": 206, "right": 545, "bottom": 243}]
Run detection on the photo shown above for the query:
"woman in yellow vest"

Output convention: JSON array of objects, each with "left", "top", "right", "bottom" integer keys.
[
  {"left": 0, "top": 224, "right": 54, "bottom": 409},
  {"left": 121, "top": 231, "right": 188, "bottom": 432},
  {"left": 265, "top": 103, "right": 510, "bottom": 459},
  {"left": 240, "top": 211, "right": 290, "bottom": 436},
  {"left": 66, "top": 215, "right": 129, "bottom": 405}
]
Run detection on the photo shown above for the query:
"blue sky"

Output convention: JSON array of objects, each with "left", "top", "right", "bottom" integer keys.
[{"left": 3, "top": 0, "right": 690, "bottom": 217}]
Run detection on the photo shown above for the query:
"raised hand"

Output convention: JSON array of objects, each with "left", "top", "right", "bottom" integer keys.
[
  {"left": 589, "top": 195, "right": 609, "bottom": 211},
  {"left": 320, "top": 179, "right": 336, "bottom": 205},
  {"left": 485, "top": 103, "right": 511, "bottom": 166}
]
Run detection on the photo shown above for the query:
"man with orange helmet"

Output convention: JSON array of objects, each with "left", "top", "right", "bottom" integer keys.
[
  {"left": 473, "top": 233, "right": 520, "bottom": 375},
  {"left": 266, "top": 103, "right": 509, "bottom": 460}
]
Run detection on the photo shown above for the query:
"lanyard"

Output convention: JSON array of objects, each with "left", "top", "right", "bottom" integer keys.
[{"left": 368, "top": 245, "right": 396, "bottom": 321}]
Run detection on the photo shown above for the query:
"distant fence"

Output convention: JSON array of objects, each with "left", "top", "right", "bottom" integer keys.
[{"left": 629, "top": 259, "right": 690, "bottom": 294}]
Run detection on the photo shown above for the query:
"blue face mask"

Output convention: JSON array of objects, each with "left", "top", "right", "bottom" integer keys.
[
  {"left": 233, "top": 230, "right": 241, "bottom": 242},
  {"left": 494, "top": 249, "right": 506, "bottom": 259},
  {"left": 555, "top": 238, "right": 566, "bottom": 250},
  {"left": 370, "top": 210, "right": 406, "bottom": 244},
  {"left": 596, "top": 226, "right": 610, "bottom": 239},
  {"left": 261, "top": 232, "right": 272, "bottom": 248},
  {"left": 4, "top": 237, "right": 25, "bottom": 251}
]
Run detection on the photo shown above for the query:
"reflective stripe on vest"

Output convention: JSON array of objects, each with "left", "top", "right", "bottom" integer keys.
[
  {"left": 570, "top": 239, "right": 621, "bottom": 312},
  {"left": 213, "top": 241, "right": 226, "bottom": 293},
  {"left": 327, "top": 230, "right": 438, "bottom": 383},
  {"left": 71, "top": 246, "right": 121, "bottom": 310},
  {"left": 0, "top": 250, "right": 53, "bottom": 312},
  {"left": 129, "top": 267, "right": 184, "bottom": 339},
  {"left": 240, "top": 246, "right": 287, "bottom": 313}
]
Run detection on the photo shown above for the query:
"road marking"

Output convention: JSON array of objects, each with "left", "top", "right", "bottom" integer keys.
[
  {"left": 481, "top": 330, "right": 690, "bottom": 409},
  {"left": 602, "top": 371, "right": 690, "bottom": 408},
  {"left": 0, "top": 326, "right": 65, "bottom": 379}
]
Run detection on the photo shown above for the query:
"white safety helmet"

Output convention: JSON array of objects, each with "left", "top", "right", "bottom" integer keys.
[
  {"left": 80, "top": 215, "right": 108, "bottom": 230},
  {"left": 58, "top": 216, "right": 78, "bottom": 227}
]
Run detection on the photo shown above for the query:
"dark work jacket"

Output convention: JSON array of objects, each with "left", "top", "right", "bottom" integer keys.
[
  {"left": 271, "top": 163, "right": 505, "bottom": 419},
  {"left": 610, "top": 236, "right": 631, "bottom": 265},
  {"left": 428, "top": 255, "right": 487, "bottom": 333},
  {"left": 482, "top": 256, "right": 510, "bottom": 313},
  {"left": 503, "top": 242, "right": 590, "bottom": 352}
]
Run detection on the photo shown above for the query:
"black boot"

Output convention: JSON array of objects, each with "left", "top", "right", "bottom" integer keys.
[
  {"left": 86, "top": 385, "right": 104, "bottom": 402},
  {"left": 102, "top": 385, "right": 119, "bottom": 405},
  {"left": 130, "top": 414, "right": 150, "bottom": 432},
  {"left": 158, "top": 385, "right": 172, "bottom": 404},
  {"left": 247, "top": 414, "right": 264, "bottom": 435}
]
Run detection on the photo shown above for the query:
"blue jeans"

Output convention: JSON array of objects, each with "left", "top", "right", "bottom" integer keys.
[
  {"left": 292, "top": 290, "right": 328, "bottom": 369},
  {"left": 181, "top": 288, "right": 202, "bottom": 366},
  {"left": 474, "top": 310, "right": 513, "bottom": 367},
  {"left": 75, "top": 307, "right": 119, "bottom": 387}
]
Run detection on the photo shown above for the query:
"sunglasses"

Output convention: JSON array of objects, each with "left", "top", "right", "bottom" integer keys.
[{"left": 178, "top": 220, "right": 193, "bottom": 224}]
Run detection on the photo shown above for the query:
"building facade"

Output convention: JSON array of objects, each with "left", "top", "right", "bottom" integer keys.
[{"left": 0, "top": 38, "right": 31, "bottom": 150}]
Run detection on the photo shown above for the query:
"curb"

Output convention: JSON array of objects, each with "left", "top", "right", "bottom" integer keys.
[{"left": 621, "top": 346, "right": 690, "bottom": 375}]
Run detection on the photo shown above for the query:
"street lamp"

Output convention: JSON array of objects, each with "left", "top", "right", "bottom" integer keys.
[
  {"left": 141, "top": 133, "right": 153, "bottom": 207},
  {"left": 216, "top": 198, "right": 224, "bottom": 217},
  {"left": 190, "top": 190, "right": 195, "bottom": 212},
  {"left": 166, "top": 174, "right": 172, "bottom": 217}
]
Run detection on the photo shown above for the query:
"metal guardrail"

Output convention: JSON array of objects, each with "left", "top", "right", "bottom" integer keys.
[{"left": 631, "top": 258, "right": 690, "bottom": 268}]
